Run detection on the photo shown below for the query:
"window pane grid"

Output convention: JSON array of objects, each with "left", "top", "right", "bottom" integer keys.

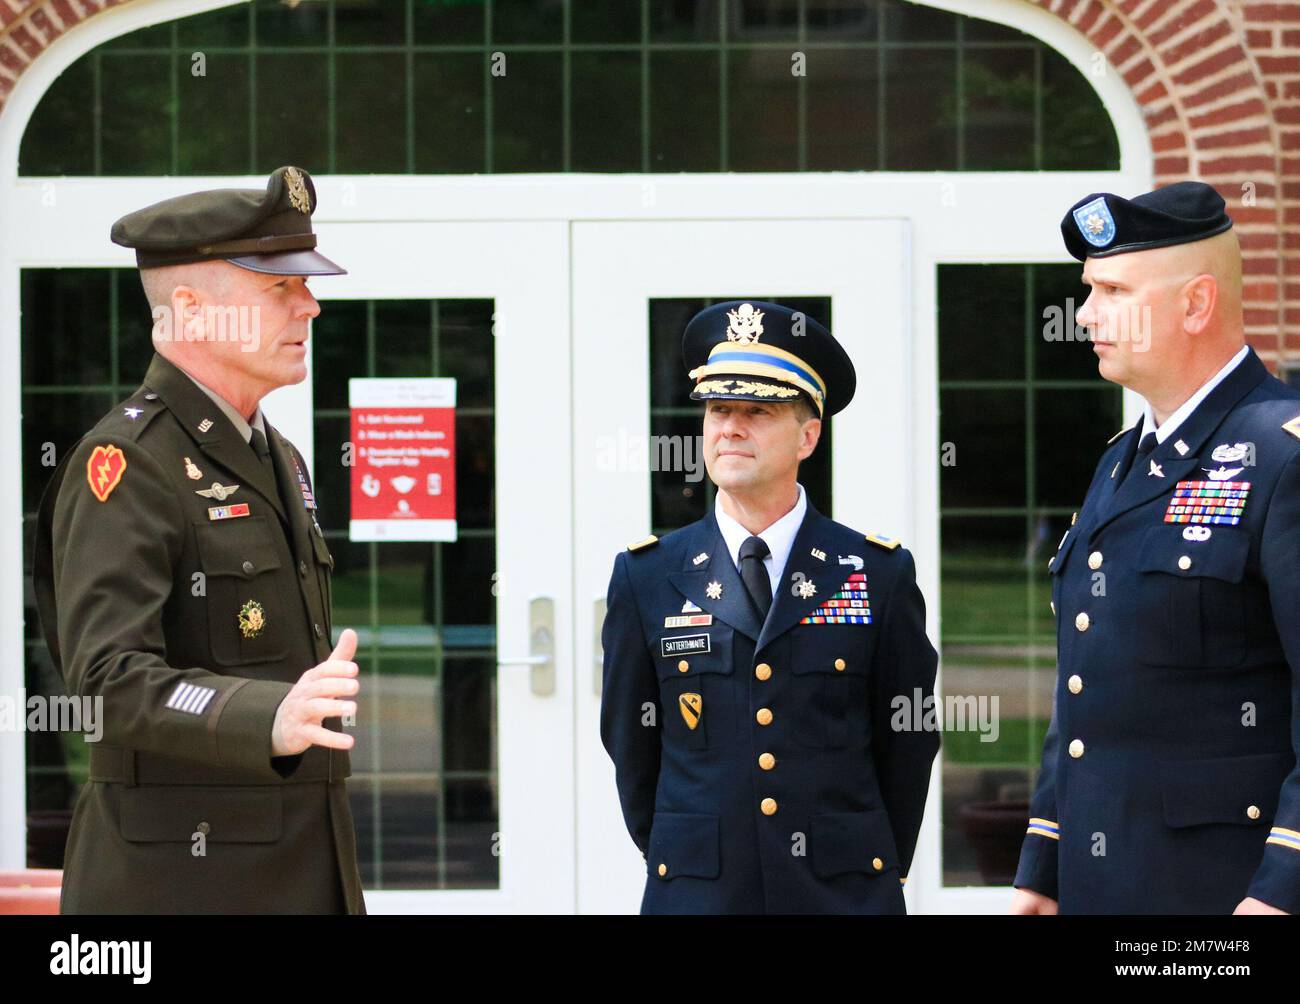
[{"left": 21, "top": 0, "right": 1118, "bottom": 176}]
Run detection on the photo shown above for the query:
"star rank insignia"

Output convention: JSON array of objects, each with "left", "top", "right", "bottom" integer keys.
[
  {"left": 705, "top": 581, "right": 723, "bottom": 600},
  {"left": 794, "top": 578, "right": 817, "bottom": 599}
]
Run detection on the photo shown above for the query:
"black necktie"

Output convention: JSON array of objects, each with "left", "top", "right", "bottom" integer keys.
[
  {"left": 739, "top": 535, "right": 772, "bottom": 621},
  {"left": 1125, "top": 430, "right": 1158, "bottom": 480},
  {"left": 249, "top": 426, "right": 275, "bottom": 477}
]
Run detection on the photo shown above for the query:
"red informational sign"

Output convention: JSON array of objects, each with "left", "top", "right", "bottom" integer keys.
[{"left": 348, "top": 378, "right": 457, "bottom": 541}]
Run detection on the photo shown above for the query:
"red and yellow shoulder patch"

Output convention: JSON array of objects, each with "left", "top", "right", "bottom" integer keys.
[{"left": 86, "top": 444, "right": 127, "bottom": 502}]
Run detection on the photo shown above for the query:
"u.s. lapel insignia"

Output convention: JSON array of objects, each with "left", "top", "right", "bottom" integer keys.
[
  {"left": 197, "top": 418, "right": 214, "bottom": 433},
  {"left": 705, "top": 581, "right": 723, "bottom": 600},
  {"left": 195, "top": 482, "right": 240, "bottom": 501},
  {"left": 86, "top": 444, "right": 127, "bottom": 502},
  {"left": 810, "top": 548, "right": 826, "bottom": 561},
  {"left": 692, "top": 552, "right": 709, "bottom": 566},
  {"left": 793, "top": 577, "right": 817, "bottom": 599},
  {"left": 1148, "top": 459, "right": 1164, "bottom": 478},
  {"left": 208, "top": 503, "right": 250, "bottom": 521},
  {"left": 679, "top": 693, "right": 702, "bottom": 730},
  {"left": 183, "top": 457, "right": 203, "bottom": 480},
  {"left": 1174, "top": 439, "right": 1189, "bottom": 456},
  {"left": 238, "top": 599, "right": 266, "bottom": 639}
]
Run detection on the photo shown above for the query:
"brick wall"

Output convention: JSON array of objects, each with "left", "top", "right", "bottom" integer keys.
[
  {"left": 1033, "top": 0, "right": 1298, "bottom": 372},
  {"left": 0, "top": 0, "right": 1297, "bottom": 371}
]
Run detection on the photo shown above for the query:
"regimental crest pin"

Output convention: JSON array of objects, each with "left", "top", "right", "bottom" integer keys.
[
  {"left": 1073, "top": 196, "right": 1116, "bottom": 248},
  {"left": 183, "top": 457, "right": 203, "bottom": 480},
  {"left": 705, "top": 580, "right": 723, "bottom": 600},
  {"left": 725, "top": 302, "right": 765, "bottom": 344},
  {"left": 679, "top": 693, "right": 702, "bottom": 731},
  {"left": 238, "top": 599, "right": 266, "bottom": 639},
  {"left": 195, "top": 482, "right": 240, "bottom": 501}
]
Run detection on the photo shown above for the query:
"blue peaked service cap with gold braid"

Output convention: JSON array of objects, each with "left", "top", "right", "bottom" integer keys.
[{"left": 682, "top": 300, "right": 856, "bottom": 418}]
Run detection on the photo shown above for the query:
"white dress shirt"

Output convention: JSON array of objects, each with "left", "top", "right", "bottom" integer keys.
[
  {"left": 1140, "top": 344, "right": 1249, "bottom": 444},
  {"left": 714, "top": 482, "right": 807, "bottom": 598}
]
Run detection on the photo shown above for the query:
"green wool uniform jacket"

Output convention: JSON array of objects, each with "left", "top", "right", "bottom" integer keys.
[{"left": 33, "top": 353, "right": 365, "bottom": 914}]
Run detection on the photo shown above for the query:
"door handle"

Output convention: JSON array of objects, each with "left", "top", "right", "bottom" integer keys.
[
  {"left": 592, "top": 597, "right": 607, "bottom": 697},
  {"left": 497, "top": 596, "right": 555, "bottom": 696}
]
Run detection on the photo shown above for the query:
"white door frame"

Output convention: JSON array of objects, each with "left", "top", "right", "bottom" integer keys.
[{"left": 0, "top": 0, "right": 1153, "bottom": 913}]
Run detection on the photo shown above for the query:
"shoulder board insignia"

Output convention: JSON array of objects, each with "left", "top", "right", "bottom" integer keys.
[
  {"left": 627, "top": 535, "right": 659, "bottom": 552},
  {"left": 1283, "top": 415, "right": 1300, "bottom": 441},
  {"left": 86, "top": 444, "right": 127, "bottom": 502},
  {"left": 865, "top": 532, "right": 900, "bottom": 551},
  {"left": 1106, "top": 427, "right": 1129, "bottom": 445}
]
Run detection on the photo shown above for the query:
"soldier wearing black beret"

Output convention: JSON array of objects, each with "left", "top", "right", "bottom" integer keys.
[
  {"left": 600, "top": 300, "right": 940, "bottom": 914},
  {"left": 33, "top": 167, "right": 366, "bottom": 913},
  {"left": 1012, "top": 182, "right": 1300, "bottom": 915}
]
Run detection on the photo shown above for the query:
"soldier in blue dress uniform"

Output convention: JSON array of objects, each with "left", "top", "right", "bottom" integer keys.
[
  {"left": 600, "top": 300, "right": 940, "bottom": 914},
  {"left": 1012, "top": 182, "right": 1300, "bottom": 915}
]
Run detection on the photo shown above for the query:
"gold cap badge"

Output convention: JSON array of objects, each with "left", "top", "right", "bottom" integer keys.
[{"left": 284, "top": 167, "right": 312, "bottom": 214}]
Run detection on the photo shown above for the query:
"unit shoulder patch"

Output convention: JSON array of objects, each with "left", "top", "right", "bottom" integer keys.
[
  {"left": 1283, "top": 414, "right": 1300, "bottom": 441},
  {"left": 626, "top": 535, "right": 659, "bottom": 553},
  {"left": 86, "top": 443, "right": 127, "bottom": 502},
  {"left": 865, "top": 532, "right": 901, "bottom": 551}
]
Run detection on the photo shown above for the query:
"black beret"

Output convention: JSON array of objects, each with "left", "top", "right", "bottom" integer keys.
[
  {"left": 1061, "top": 181, "right": 1233, "bottom": 261},
  {"left": 682, "top": 300, "right": 856, "bottom": 418},
  {"left": 111, "top": 166, "right": 345, "bottom": 275}
]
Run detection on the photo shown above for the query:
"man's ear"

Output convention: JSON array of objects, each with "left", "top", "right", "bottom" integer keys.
[
  {"left": 1180, "top": 273, "right": 1218, "bottom": 335},
  {"left": 171, "top": 284, "right": 204, "bottom": 343},
  {"left": 797, "top": 416, "right": 822, "bottom": 461}
]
